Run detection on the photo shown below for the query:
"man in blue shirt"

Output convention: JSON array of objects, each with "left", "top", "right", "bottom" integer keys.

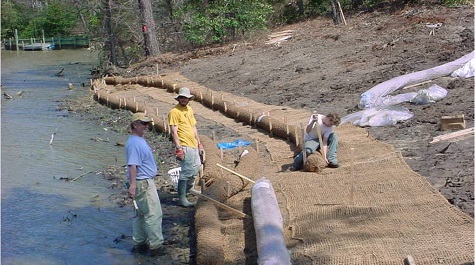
[{"left": 125, "top": 112, "right": 165, "bottom": 257}]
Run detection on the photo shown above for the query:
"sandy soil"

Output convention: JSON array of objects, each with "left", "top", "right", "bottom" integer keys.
[{"left": 71, "top": 2, "right": 473, "bottom": 263}]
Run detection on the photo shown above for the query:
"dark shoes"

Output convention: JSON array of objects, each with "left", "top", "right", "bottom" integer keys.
[
  {"left": 328, "top": 162, "right": 340, "bottom": 168},
  {"left": 132, "top": 243, "right": 167, "bottom": 257},
  {"left": 131, "top": 243, "right": 148, "bottom": 254},
  {"left": 150, "top": 246, "right": 167, "bottom": 257}
]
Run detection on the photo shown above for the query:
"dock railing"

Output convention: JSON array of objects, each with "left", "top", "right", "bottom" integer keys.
[{"left": 3, "top": 35, "right": 90, "bottom": 50}]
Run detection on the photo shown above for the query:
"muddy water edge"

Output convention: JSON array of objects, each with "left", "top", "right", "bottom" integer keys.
[{"left": 1, "top": 50, "right": 193, "bottom": 265}]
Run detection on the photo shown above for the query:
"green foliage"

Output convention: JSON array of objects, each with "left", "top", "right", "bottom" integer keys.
[
  {"left": 176, "top": 0, "right": 273, "bottom": 46},
  {"left": 442, "top": 0, "right": 466, "bottom": 7},
  {"left": 1, "top": 1, "right": 30, "bottom": 39},
  {"left": 2, "top": 1, "right": 78, "bottom": 39}
]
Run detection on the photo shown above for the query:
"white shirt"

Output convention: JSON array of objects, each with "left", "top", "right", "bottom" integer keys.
[{"left": 304, "top": 114, "right": 333, "bottom": 143}]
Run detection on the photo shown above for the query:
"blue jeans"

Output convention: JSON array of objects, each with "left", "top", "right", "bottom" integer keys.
[
  {"left": 179, "top": 146, "right": 201, "bottom": 182},
  {"left": 292, "top": 133, "right": 338, "bottom": 170}
]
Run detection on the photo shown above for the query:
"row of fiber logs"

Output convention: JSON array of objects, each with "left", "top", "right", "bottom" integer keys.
[
  {"left": 101, "top": 76, "right": 304, "bottom": 145},
  {"left": 195, "top": 136, "right": 259, "bottom": 264},
  {"left": 97, "top": 77, "right": 325, "bottom": 171}
]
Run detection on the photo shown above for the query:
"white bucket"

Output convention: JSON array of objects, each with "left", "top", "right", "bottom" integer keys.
[{"left": 167, "top": 167, "right": 181, "bottom": 189}]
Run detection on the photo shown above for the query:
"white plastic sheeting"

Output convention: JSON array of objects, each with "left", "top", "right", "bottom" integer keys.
[
  {"left": 410, "top": 84, "right": 447, "bottom": 105},
  {"left": 358, "top": 51, "right": 474, "bottom": 109},
  {"left": 341, "top": 105, "right": 414, "bottom": 127},
  {"left": 451, "top": 57, "right": 475, "bottom": 78},
  {"left": 251, "top": 178, "right": 291, "bottom": 265}
]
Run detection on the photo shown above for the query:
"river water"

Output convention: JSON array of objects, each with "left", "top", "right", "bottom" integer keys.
[{"left": 1, "top": 50, "right": 141, "bottom": 264}]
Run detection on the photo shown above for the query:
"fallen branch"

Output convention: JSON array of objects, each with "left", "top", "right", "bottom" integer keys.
[{"left": 71, "top": 171, "right": 93, "bottom": 181}]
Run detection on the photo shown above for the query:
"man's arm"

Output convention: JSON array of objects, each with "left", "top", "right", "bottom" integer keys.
[
  {"left": 128, "top": 165, "right": 137, "bottom": 198},
  {"left": 171, "top": 125, "right": 181, "bottom": 148},
  {"left": 193, "top": 126, "right": 201, "bottom": 144},
  {"left": 171, "top": 125, "right": 185, "bottom": 160}
]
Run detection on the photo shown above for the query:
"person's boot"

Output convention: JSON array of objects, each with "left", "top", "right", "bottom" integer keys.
[{"left": 178, "top": 180, "right": 194, "bottom": 207}]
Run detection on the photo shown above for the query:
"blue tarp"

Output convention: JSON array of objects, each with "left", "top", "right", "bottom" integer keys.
[{"left": 217, "top": 139, "right": 251, "bottom": 150}]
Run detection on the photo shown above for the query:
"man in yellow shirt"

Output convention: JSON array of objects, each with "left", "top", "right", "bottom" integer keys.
[{"left": 168, "top": 87, "right": 203, "bottom": 207}]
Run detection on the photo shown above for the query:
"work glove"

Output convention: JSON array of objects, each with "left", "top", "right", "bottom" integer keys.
[{"left": 176, "top": 148, "right": 184, "bottom": 161}]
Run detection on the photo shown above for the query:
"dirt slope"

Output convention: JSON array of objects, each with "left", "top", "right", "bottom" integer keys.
[{"left": 120, "top": 2, "right": 474, "bottom": 217}]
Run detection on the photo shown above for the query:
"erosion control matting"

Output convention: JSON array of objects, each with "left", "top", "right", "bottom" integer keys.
[{"left": 93, "top": 73, "right": 474, "bottom": 265}]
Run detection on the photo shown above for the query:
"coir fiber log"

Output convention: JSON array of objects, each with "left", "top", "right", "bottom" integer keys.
[
  {"left": 200, "top": 136, "right": 222, "bottom": 184},
  {"left": 163, "top": 82, "right": 176, "bottom": 93},
  {"left": 203, "top": 148, "right": 259, "bottom": 202},
  {"left": 304, "top": 152, "right": 327, "bottom": 172},
  {"left": 94, "top": 93, "right": 121, "bottom": 110},
  {"left": 224, "top": 103, "right": 241, "bottom": 120},
  {"left": 195, "top": 199, "right": 224, "bottom": 265},
  {"left": 104, "top": 76, "right": 136, "bottom": 85},
  {"left": 233, "top": 148, "right": 259, "bottom": 189},
  {"left": 254, "top": 115, "right": 288, "bottom": 139},
  {"left": 136, "top": 76, "right": 150, "bottom": 87},
  {"left": 194, "top": 138, "right": 258, "bottom": 265}
]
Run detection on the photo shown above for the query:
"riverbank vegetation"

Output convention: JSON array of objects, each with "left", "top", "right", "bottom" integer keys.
[{"left": 3, "top": 0, "right": 467, "bottom": 70}]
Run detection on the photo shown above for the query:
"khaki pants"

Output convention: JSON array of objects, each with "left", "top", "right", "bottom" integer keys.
[{"left": 133, "top": 178, "right": 164, "bottom": 249}]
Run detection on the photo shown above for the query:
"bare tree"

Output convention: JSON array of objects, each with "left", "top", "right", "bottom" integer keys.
[
  {"left": 104, "top": 0, "right": 117, "bottom": 65},
  {"left": 137, "top": 0, "right": 160, "bottom": 56}
]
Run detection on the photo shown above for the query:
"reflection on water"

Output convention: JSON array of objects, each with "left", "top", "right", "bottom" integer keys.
[{"left": 1, "top": 50, "right": 139, "bottom": 264}]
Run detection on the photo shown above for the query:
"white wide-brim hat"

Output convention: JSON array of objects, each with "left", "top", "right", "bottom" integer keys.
[{"left": 174, "top": 87, "right": 194, "bottom": 99}]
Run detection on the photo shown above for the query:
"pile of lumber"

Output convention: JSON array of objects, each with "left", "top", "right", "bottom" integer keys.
[{"left": 265, "top": 30, "right": 293, "bottom": 45}]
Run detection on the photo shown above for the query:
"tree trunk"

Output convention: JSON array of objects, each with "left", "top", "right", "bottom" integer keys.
[
  {"left": 330, "top": 0, "right": 342, "bottom": 25},
  {"left": 137, "top": 0, "right": 160, "bottom": 56},
  {"left": 105, "top": 0, "right": 117, "bottom": 65}
]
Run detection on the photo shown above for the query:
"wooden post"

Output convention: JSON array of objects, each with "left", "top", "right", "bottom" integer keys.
[
  {"left": 224, "top": 101, "right": 227, "bottom": 113},
  {"left": 269, "top": 117, "right": 273, "bottom": 136},
  {"left": 212, "top": 131, "right": 216, "bottom": 141},
  {"left": 156, "top": 108, "right": 159, "bottom": 116},
  {"left": 201, "top": 179, "right": 206, "bottom": 191},
  {"left": 301, "top": 123, "right": 306, "bottom": 165},
  {"left": 337, "top": 1, "right": 347, "bottom": 25},
  {"left": 350, "top": 148, "right": 355, "bottom": 205},
  {"left": 220, "top": 148, "right": 224, "bottom": 162},
  {"left": 211, "top": 91, "right": 214, "bottom": 110},
  {"left": 135, "top": 102, "right": 138, "bottom": 112},
  {"left": 199, "top": 91, "right": 203, "bottom": 102},
  {"left": 256, "top": 138, "right": 260, "bottom": 153},
  {"left": 156, "top": 63, "right": 159, "bottom": 76},
  {"left": 294, "top": 126, "right": 299, "bottom": 147}
]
